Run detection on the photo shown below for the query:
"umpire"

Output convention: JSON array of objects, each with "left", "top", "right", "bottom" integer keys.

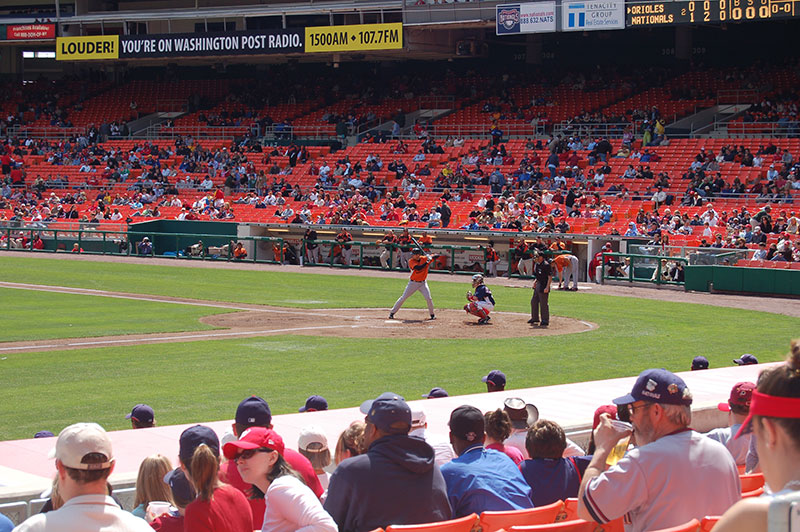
[{"left": 529, "top": 251, "right": 552, "bottom": 328}]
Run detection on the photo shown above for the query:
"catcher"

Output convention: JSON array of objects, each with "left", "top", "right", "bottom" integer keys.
[{"left": 464, "top": 274, "right": 495, "bottom": 325}]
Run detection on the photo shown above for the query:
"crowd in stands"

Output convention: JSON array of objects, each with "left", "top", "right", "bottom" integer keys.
[{"left": 6, "top": 340, "right": 800, "bottom": 532}]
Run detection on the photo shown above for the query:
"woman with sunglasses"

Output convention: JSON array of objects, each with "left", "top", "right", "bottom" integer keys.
[
  {"left": 223, "top": 427, "right": 338, "bottom": 532},
  {"left": 714, "top": 339, "right": 800, "bottom": 532}
]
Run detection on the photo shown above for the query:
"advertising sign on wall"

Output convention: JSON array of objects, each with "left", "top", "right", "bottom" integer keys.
[
  {"left": 561, "top": 0, "right": 625, "bottom": 31},
  {"left": 496, "top": 3, "right": 557, "bottom": 34}
]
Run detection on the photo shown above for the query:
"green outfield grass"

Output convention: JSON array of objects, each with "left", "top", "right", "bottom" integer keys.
[
  {"left": 0, "top": 287, "right": 232, "bottom": 341},
  {"left": 0, "top": 255, "right": 798, "bottom": 440}
]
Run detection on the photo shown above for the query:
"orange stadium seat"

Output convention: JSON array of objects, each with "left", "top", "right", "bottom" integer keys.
[
  {"left": 479, "top": 500, "right": 565, "bottom": 531},
  {"left": 650, "top": 519, "right": 701, "bottom": 532},
  {"left": 385, "top": 513, "right": 479, "bottom": 532},
  {"left": 700, "top": 516, "right": 720, "bottom": 531},
  {"left": 739, "top": 472, "right": 765, "bottom": 493}
]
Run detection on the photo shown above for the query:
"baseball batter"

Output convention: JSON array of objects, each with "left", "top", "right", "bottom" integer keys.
[
  {"left": 389, "top": 247, "right": 436, "bottom": 320},
  {"left": 464, "top": 274, "right": 495, "bottom": 325}
]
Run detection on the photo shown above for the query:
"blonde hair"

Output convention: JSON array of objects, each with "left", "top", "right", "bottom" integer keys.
[
  {"left": 50, "top": 475, "right": 64, "bottom": 511},
  {"left": 133, "top": 454, "right": 174, "bottom": 508},
  {"left": 334, "top": 421, "right": 366, "bottom": 465}
]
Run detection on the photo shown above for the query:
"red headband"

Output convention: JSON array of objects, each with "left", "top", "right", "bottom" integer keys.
[
  {"left": 735, "top": 391, "right": 800, "bottom": 439},
  {"left": 749, "top": 390, "right": 800, "bottom": 418}
]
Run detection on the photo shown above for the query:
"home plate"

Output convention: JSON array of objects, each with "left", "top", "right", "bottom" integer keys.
[{"left": 384, "top": 320, "right": 401, "bottom": 324}]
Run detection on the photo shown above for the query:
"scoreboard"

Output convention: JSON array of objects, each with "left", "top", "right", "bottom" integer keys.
[{"left": 626, "top": 0, "right": 799, "bottom": 26}]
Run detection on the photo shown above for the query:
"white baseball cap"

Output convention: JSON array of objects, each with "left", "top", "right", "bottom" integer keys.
[
  {"left": 50, "top": 423, "right": 114, "bottom": 470},
  {"left": 297, "top": 426, "right": 328, "bottom": 452}
]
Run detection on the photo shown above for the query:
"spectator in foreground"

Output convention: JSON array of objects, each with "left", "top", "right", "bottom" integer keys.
[
  {"left": 219, "top": 396, "right": 323, "bottom": 529},
  {"left": 713, "top": 339, "right": 800, "bottom": 532},
  {"left": 483, "top": 409, "right": 524, "bottom": 465},
  {"left": 0, "top": 513, "right": 11, "bottom": 532},
  {"left": 691, "top": 356, "right": 709, "bottom": 371},
  {"left": 440, "top": 405, "right": 533, "bottom": 517},
  {"left": 409, "top": 407, "right": 456, "bottom": 467},
  {"left": 520, "top": 419, "right": 592, "bottom": 507},
  {"left": 13, "top": 423, "right": 153, "bottom": 532},
  {"left": 223, "top": 427, "right": 337, "bottom": 532},
  {"left": 178, "top": 425, "right": 252, "bottom": 532},
  {"left": 577, "top": 369, "right": 741, "bottom": 532},
  {"left": 705, "top": 382, "right": 755, "bottom": 466},
  {"left": 150, "top": 468, "right": 195, "bottom": 532},
  {"left": 131, "top": 454, "right": 173, "bottom": 518},
  {"left": 324, "top": 392, "right": 451, "bottom": 531},
  {"left": 298, "top": 426, "right": 333, "bottom": 496},
  {"left": 333, "top": 421, "right": 366, "bottom": 466}
]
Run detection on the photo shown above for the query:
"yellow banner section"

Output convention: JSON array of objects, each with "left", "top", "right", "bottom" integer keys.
[
  {"left": 57, "top": 35, "right": 119, "bottom": 60},
  {"left": 305, "top": 23, "right": 402, "bottom": 53}
]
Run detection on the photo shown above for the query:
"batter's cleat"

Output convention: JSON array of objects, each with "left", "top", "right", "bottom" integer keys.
[
  {"left": 527, "top": 318, "right": 538, "bottom": 325},
  {"left": 429, "top": 315, "right": 436, "bottom": 320},
  {"left": 478, "top": 317, "right": 491, "bottom": 325},
  {"left": 388, "top": 313, "right": 395, "bottom": 320}
]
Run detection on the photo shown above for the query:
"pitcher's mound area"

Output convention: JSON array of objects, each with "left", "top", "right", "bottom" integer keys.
[{"left": 202, "top": 308, "right": 597, "bottom": 339}]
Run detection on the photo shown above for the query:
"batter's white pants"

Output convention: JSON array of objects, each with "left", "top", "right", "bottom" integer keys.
[
  {"left": 391, "top": 280, "right": 435, "bottom": 315},
  {"left": 518, "top": 258, "right": 533, "bottom": 277},
  {"left": 564, "top": 255, "right": 579, "bottom": 289}
]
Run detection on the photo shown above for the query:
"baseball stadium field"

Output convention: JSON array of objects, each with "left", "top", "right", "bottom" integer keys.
[{"left": 0, "top": 253, "right": 797, "bottom": 442}]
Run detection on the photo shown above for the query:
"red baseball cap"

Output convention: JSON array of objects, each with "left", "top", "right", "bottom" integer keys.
[
  {"left": 593, "top": 404, "right": 618, "bottom": 429},
  {"left": 222, "top": 427, "right": 284, "bottom": 459},
  {"left": 718, "top": 382, "right": 755, "bottom": 412}
]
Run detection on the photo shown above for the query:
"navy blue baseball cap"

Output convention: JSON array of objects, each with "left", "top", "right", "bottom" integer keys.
[
  {"left": 34, "top": 430, "right": 55, "bottom": 438},
  {"left": 163, "top": 467, "right": 195, "bottom": 507},
  {"left": 482, "top": 370, "right": 506, "bottom": 387},
  {"left": 299, "top": 395, "right": 328, "bottom": 412},
  {"left": 733, "top": 354, "right": 759, "bottom": 366},
  {"left": 236, "top": 396, "right": 272, "bottom": 427},
  {"left": 422, "top": 387, "right": 449, "bottom": 398},
  {"left": 126, "top": 404, "right": 154, "bottom": 424},
  {"left": 360, "top": 392, "right": 411, "bottom": 434},
  {"left": 179, "top": 425, "right": 219, "bottom": 464},
  {"left": 613, "top": 369, "right": 693, "bottom": 406},
  {"left": 691, "top": 356, "right": 709, "bottom": 370}
]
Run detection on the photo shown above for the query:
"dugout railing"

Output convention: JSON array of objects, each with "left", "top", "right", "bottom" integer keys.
[
  {"left": 0, "top": 226, "right": 289, "bottom": 264},
  {"left": 601, "top": 251, "right": 689, "bottom": 286}
]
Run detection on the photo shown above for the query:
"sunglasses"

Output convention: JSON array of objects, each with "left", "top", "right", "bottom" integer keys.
[{"left": 235, "top": 448, "right": 273, "bottom": 461}]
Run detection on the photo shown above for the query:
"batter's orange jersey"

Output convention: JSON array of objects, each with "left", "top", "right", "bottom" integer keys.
[
  {"left": 409, "top": 255, "right": 432, "bottom": 282},
  {"left": 553, "top": 253, "right": 571, "bottom": 274}
]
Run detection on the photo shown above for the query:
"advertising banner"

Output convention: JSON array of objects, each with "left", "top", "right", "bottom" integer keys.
[
  {"left": 561, "top": 0, "right": 626, "bottom": 31},
  {"left": 305, "top": 23, "right": 402, "bottom": 53},
  {"left": 7, "top": 24, "right": 55, "bottom": 40},
  {"left": 119, "top": 30, "right": 303, "bottom": 58},
  {"left": 56, "top": 35, "right": 119, "bottom": 60},
  {"left": 496, "top": 3, "right": 557, "bottom": 34}
]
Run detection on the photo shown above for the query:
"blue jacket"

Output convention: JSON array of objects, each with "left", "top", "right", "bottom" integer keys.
[
  {"left": 324, "top": 434, "right": 451, "bottom": 532},
  {"left": 440, "top": 446, "right": 534, "bottom": 518}
]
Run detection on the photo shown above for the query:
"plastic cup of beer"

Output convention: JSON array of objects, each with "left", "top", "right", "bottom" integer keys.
[
  {"left": 605, "top": 420, "right": 633, "bottom": 466},
  {"left": 146, "top": 501, "right": 172, "bottom": 522}
]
